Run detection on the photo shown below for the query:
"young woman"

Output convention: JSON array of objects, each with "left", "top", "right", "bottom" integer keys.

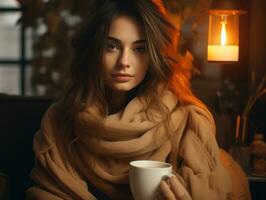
[{"left": 26, "top": 0, "right": 250, "bottom": 199}]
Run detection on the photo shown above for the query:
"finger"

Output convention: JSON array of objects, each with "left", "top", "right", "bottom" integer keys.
[
  {"left": 156, "top": 190, "right": 164, "bottom": 200},
  {"left": 159, "top": 180, "right": 176, "bottom": 200},
  {"left": 156, "top": 184, "right": 166, "bottom": 200},
  {"left": 169, "top": 176, "right": 185, "bottom": 199}
]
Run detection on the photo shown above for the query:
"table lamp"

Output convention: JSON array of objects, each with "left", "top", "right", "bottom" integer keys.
[{"left": 207, "top": 0, "right": 247, "bottom": 62}]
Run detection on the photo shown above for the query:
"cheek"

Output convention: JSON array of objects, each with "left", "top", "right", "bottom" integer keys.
[
  {"left": 102, "top": 54, "right": 115, "bottom": 74},
  {"left": 140, "top": 56, "right": 149, "bottom": 74},
  {"left": 135, "top": 58, "right": 149, "bottom": 81},
  {"left": 101, "top": 56, "right": 111, "bottom": 84},
  {"left": 139, "top": 65, "right": 148, "bottom": 78}
]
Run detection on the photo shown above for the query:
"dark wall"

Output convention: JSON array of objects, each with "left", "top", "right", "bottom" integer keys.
[{"left": 249, "top": 0, "right": 266, "bottom": 86}]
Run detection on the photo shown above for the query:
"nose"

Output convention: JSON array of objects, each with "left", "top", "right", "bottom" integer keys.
[{"left": 118, "top": 49, "right": 130, "bottom": 68}]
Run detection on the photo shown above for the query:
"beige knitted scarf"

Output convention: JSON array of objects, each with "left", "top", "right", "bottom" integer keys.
[
  {"left": 70, "top": 91, "right": 187, "bottom": 199},
  {"left": 28, "top": 89, "right": 251, "bottom": 200},
  {"left": 28, "top": 90, "right": 220, "bottom": 200}
]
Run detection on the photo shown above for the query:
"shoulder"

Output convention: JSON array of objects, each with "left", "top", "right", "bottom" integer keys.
[
  {"left": 171, "top": 104, "right": 215, "bottom": 134},
  {"left": 176, "top": 105, "right": 220, "bottom": 173},
  {"left": 38, "top": 103, "right": 60, "bottom": 137},
  {"left": 33, "top": 103, "right": 59, "bottom": 155},
  {"left": 41, "top": 103, "right": 58, "bottom": 125},
  {"left": 183, "top": 104, "right": 215, "bottom": 136},
  {"left": 172, "top": 103, "right": 214, "bottom": 133}
]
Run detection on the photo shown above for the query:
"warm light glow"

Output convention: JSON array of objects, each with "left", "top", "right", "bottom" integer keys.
[
  {"left": 207, "top": 8, "right": 245, "bottom": 62},
  {"left": 220, "top": 18, "right": 227, "bottom": 46},
  {"left": 208, "top": 45, "right": 239, "bottom": 61},
  {"left": 208, "top": 14, "right": 239, "bottom": 62}
]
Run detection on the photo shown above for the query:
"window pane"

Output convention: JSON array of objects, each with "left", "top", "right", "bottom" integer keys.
[
  {"left": 26, "top": 28, "right": 33, "bottom": 60},
  {"left": 0, "top": 12, "right": 20, "bottom": 59},
  {"left": 0, "top": 0, "right": 19, "bottom": 7},
  {"left": 25, "top": 65, "right": 33, "bottom": 96},
  {"left": 0, "top": 65, "right": 19, "bottom": 95}
]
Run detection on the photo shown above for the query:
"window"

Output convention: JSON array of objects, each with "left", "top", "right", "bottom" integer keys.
[{"left": 0, "top": 0, "right": 33, "bottom": 95}]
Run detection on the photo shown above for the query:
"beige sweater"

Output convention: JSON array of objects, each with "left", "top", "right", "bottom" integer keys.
[{"left": 26, "top": 92, "right": 250, "bottom": 200}]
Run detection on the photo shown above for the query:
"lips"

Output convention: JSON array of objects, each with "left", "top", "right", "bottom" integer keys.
[{"left": 112, "top": 73, "right": 133, "bottom": 82}]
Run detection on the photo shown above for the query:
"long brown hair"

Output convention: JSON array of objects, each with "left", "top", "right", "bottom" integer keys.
[{"left": 55, "top": 0, "right": 206, "bottom": 162}]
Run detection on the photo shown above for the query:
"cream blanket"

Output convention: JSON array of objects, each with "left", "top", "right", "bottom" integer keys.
[{"left": 26, "top": 92, "right": 250, "bottom": 200}]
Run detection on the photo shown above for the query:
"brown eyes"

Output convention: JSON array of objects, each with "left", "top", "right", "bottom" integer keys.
[
  {"left": 133, "top": 47, "right": 146, "bottom": 53},
  {"left": 106, "top": 43, "right": 119, "bottom": 51},
  {"left": 105, "top": 43, "right": 146, "bottom": 53}
]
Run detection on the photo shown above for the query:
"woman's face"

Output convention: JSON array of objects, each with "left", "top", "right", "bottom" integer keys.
[{"left": 101, "top": 15, "right": 149, "bottom": 93}]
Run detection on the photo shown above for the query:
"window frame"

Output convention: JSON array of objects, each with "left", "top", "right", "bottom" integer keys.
[{"left": 0, "top": 6, "right": 32, "bottom": 95}]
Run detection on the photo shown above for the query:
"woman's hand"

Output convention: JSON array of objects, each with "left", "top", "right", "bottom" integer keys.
[{"left": 157, "top": 176, "right": 191, "bottom": 200}]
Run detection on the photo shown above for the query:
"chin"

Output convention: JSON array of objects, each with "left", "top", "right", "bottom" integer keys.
[
  {"left": 110, "top": 84, "right": 136, "bottom": 92},
  {"left": 112, "top": 87, "right": 133, "bottom": 92}
]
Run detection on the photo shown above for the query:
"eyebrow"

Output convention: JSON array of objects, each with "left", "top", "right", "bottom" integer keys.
[{"left": 107, "top": 36, "right": 146, "bottom": 45}]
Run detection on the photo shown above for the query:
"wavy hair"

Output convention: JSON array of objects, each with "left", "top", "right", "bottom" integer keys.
[{"left": 55, "top": 0, "right": 207, "bottom": 161}]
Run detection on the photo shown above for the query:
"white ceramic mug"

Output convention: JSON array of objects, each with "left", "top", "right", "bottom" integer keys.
[{"left": 129, "top": 160, "right": 173, "bottom": 200}]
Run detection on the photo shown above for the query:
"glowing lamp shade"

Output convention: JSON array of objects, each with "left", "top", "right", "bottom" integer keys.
[
  {"left": 208, "top": 12, "right": 240, "bottom": 62},
  {"left": 207, "top": 0, "right": 246, "bottom": 63}
]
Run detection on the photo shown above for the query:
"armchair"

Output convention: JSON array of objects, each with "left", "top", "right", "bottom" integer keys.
[{"left": 0, "top": 95, "right": 52, "bottom": 200}]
